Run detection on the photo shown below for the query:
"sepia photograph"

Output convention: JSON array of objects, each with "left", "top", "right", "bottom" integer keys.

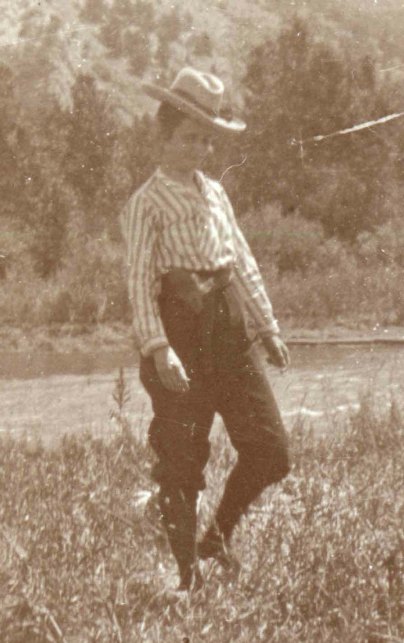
[{"left": 0, "top": 0, "right": 403, "bottom": 640}]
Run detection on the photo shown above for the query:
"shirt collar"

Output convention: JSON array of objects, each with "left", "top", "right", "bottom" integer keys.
[{"left": 156, "top": 167, "right": 207, "bottom": 199}]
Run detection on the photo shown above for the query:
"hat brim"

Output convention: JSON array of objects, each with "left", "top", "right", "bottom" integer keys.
[{"left": 142, "top": 82, "right": 246, "bottom": 133}]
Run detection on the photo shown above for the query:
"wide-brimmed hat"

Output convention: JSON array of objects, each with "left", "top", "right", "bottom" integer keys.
[{"left": 142, "top": 67, "right": 246, "bottom": 133}]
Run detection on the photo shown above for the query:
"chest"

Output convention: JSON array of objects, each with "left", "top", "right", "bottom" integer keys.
[{"left": 157, "top": 186, "right": 229, "bottom": 238}]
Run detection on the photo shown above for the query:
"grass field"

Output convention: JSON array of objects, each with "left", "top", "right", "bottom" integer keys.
[{"left": 0, "top": 376, "right": 403, "bottom": 642}]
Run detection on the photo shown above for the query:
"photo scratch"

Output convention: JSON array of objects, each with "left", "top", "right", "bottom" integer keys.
[
  {"left": 219, "top": 154, "right": 247, "bottom": 182},
  {"left": 292, "top": 110, "right": 404, "bottom": 147}
]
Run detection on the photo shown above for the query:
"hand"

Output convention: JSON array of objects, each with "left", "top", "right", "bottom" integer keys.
[
  {"left": 262, "top": 334, "right": 291, "bottom": 369},
  {"left": 153, "top": 345, "right": 190, "bottom": 393}
]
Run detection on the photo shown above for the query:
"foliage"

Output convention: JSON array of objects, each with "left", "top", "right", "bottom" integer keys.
[
  {"left": 1, "top": 1, "right": 404, "bottom": 325},
  {"left": 1, "top": 204, "right": 404, "bottom": 328},
  {"left": 0, "top": 390, "right": 402, "bottom": 641},
  {"left": 356, "top": 221, "right": 404, "bottom": 267},
  {"left": 237, "top": 16, "right": 402, "bottom": 240},
  {"left": 240, "top": 205, "right": 404, "bottom": 326},
  {"left": 0, "top": 236, "right": 130, "bottom": 326},
  {"left": 244, "top": 204, "right": 337, "bottom": 274}
]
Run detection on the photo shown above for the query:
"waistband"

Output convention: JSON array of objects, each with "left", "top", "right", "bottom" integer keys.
[{"left": 160, "top": 266, "right": 233, "bottom": 314}]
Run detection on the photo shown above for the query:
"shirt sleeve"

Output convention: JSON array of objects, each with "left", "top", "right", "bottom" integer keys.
[
  {"left": 218, "top": 185, "right": 280, "bottom": 336},
  {"left": 120, "top": 193, "right": 169, "bottom": 356}
]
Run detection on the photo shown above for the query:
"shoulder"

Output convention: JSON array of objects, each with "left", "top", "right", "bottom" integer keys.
[
  {"left": 121, "top": 173, "right": 160, "bottom": 225},
  {"left": 198, "top": 171, "right": 231, "bottom": 205},
  {"left": 127, "top": 173, "right": 159, "bottom": 210},
  {"left": 198, "top": 171, "right": 222, "bottom": 194}
]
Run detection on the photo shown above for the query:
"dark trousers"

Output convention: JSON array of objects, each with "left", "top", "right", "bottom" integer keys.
[{"left": 140, "top": 283, "right": 290, "bottom": 585}]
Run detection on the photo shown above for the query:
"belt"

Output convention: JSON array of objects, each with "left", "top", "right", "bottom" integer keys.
[{"left": 162, "top": 266, "right": 233, "bottom": 314}]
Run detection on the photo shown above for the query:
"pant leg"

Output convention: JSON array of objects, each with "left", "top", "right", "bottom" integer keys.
[
  {"left": 210, "top": 345, "right": 290, "bottom": 542},
  {"left": 140, "top": 357, "right": 215, "bottom": 492},
  {"left": 140, "top": 357, "right": 215, "bottom": 585}
]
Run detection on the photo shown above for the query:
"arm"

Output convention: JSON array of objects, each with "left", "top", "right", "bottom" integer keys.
[
  {"left": 120, "top": 193, "right": 168, "bottom": 356},
  {"left": 120, "top": 195, "right": 190, "bottom": 390},
  {"left": 219, "top": 187, "right": 290, "bottom": 368}
]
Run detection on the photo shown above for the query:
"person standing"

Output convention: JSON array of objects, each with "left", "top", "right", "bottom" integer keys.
[{"left": 120, "top": 67, "right": 290, "bottom": 591}]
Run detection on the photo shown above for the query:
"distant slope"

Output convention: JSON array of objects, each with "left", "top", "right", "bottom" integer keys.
[{"left": 1, "top": 0, "right": 403, "bottom": 123}]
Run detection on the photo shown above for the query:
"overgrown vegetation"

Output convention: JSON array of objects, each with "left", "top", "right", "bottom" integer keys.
[
  {"left": 0, "top": 378, "right": 402, "bottom": 641},
  {"left": 1, "top": 205, "right": 403, "bottom": 330}
]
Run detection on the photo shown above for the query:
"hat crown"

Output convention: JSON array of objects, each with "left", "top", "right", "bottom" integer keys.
[
  {"left": 142, "top": 66, "right": 246, "bottom": 133},
  {"left": 171, "top": 67, "right": 224, "bottom": 116}
]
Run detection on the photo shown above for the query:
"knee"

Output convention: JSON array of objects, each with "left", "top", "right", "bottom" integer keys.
[
  {"left": 266, "top": 439, "right": 291, "bottom": 483},
  {"left": 240, "top": 442, "right": 290, "bottom": 487},
  {"left": 148, "top": 420, "right": 210, "bottom": 494},
  {"left": 151, "top": 460, "right": 206, "bottom": 494},
  {"left": 260, "top": 455, "right": 290, "bottom": 486},
  {"left": 270, "top": 450, "right": 291, "bottom": 483}
]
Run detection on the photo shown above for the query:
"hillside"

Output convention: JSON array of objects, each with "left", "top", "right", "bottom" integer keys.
[{"left": 1, "top": 0, "right": 404, "bottom": 123}]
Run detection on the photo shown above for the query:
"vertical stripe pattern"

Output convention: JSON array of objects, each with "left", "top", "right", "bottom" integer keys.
[{"left": 120, "top": 168, "right": 279, "bottom": 356}]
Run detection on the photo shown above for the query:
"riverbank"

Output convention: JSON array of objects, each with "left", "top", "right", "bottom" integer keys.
[
  {"left": 1, "top": 322, "right": 404, "bottom": 355},
  {"left": 3, "top": 340, "right": 403, "bottom": 443}
]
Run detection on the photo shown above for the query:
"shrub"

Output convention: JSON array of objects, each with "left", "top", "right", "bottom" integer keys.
[
  {"left": 55, "top": 235, "right": 130, "bottom": 324},
  {"left": 244, "top": 204, "right": 325, "bottom": 273},
  {"left": 0, "top": 236, "right": 130, "bottom": 326},
  {"left": 244, "top": 204, "right": 349, "bottom": 274},
  {"left": 356, "top": 221, "right": 404, "bottom": 267}
]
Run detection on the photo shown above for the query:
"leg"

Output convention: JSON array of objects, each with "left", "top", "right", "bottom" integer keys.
[
  {"left": 140, "top": 358, "right": 215, "bottom": 589},
  {"left": 157, "top": 482, "right": 200, "bottom": 590},
  {"left": 200, "top": 346, "right": 290, "bottom": 554}
]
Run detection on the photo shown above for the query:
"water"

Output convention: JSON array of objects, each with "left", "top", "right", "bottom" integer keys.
[{"left": 0, "top": 344, "right": 402, "bottom": 445}]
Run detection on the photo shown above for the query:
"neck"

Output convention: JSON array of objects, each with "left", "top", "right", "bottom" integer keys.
[{"left": 159, "top": 160, "right": 197, "bottom": 185}]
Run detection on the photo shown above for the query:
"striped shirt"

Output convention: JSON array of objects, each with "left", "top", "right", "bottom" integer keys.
[{"left": 120, "top": 168, "right": 280, "bottom": 356}]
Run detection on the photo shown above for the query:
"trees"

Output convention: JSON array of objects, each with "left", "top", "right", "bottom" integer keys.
[
  {"left": 65, "top": 75, "right": 116, "bottom": 218},
  {"left": 0, "top": 64, "right": 22, "bottom": 222},
  {"left": 2, "top": 0, "right": 404, "bottom": 282},
  {"left": 237, "top": 17, "right": 399, "bottom": 240}
]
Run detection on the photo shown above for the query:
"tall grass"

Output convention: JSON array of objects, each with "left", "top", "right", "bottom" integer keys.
[{"left": 0, "top": 380, "right": 402, "bottom": 642}]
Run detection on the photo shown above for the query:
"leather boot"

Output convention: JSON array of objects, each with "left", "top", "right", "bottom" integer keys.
[
  {"left": 158, "top": 486, "right": 201, "bottom": 590},
  {"left": 198, "top": 458, "right": 267, "bottom": 563}
]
